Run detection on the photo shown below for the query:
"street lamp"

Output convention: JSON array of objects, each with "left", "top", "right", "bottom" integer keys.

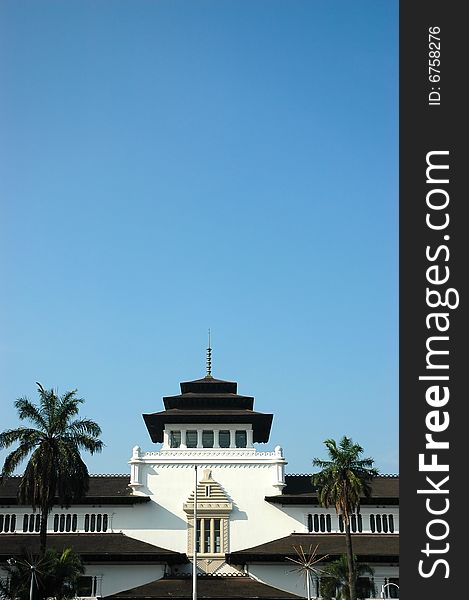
[
  {"left": 380, "top": 582, "right": 399, "bottom": 598},
  {"left": 7, "top": 557, "right": 38, "bottom": 600}
]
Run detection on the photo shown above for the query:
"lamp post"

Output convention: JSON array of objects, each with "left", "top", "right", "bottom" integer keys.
[
  {"left": 7, "top": 557, "right": 38, "bottom": 600},
  {"left": 192, "top": 465, "right": 198, "bottom": 600},
  {"left": 380, "top": 582, "right": 399, "bottom": 598}
]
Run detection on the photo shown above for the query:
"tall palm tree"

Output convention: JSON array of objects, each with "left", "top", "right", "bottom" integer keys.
[
  {"left": 312, "top": 436, "right": 378, "bottom": 600},
  {"left": 0, "top": 383, "right": 103, "bottom": 556}
]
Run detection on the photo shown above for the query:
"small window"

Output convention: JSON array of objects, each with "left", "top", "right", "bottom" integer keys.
[
  {"left": 383, "top": 514, "right": 389, "bottom": 533},
  {"left": 204, "top": 518, "right": 211, "bottom": 552},
  {"left": 186, "top": 430, "right": 198, "bottom": 448},
  {"left": 376, "top": 514, "right": 382, "bottom": 533},
  {"left": 202, "top": 430, "right": 214, "bottom": 448},
  {"left": 235, "top": 430, "right": 247, "bottom": 448},
  {"left": 321, "top": 514, "right": 328, "bottom": 532},
  {"left": 307, "top": 514, "right": 313, "bottom": 532},
  {"left": 219, "top": 430, "right": 230, "bottom": 448},
  {"left": 214, "top": 519, "right": 221, "bottom": 553},
  {"left": 170, "top": 430, "right": 181, "bottom": 448},
  {"left": 370, "top": 513, "right": 375, "bottom": 533},
  {"left": 339, "top": 514, "right": 344, "bottom": 532},
  {"left": 77, "top": 576, "right": 93, "bottom": 596},
  {"left": 388, "top": 514, "right": 394, "bottom": 533}
]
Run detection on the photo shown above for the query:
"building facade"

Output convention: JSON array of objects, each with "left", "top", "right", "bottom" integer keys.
[{"left": 0, "top": 370, "right": 399, "bottom": 599}]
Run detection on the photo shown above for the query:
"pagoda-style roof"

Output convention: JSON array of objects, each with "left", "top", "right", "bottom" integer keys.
[
  {"left": 143, "top": 375, "right": 273, "bottom": 443},
  {"left": 0, "top": 533, "right": 187, "bottom": 564},
  {"left": 0, "top": 475, "right": 150, "bottom": 506},
  {"left": 103, "top": 574, "right": 304, "bottom": 599},
  {"left": 226, "top": 533, "right": 399, "bottom": 564},
  {"left": 265, "top": 475, "right": 399, "bottom": 505},
  {"left": 163, "top": 376, "right": 255, "bottom": 410}
]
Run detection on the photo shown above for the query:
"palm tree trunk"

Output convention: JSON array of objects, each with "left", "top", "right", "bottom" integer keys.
[
  {"left": 39, "top": 505, "right": 48, "bottom": 557},
  {"left": 344, "top": 516, "right": 357, "bottom": 600}
]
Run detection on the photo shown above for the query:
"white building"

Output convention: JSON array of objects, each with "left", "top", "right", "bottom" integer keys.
[{"left": 0, "top": 369, "right": 399, "bottom": 599}]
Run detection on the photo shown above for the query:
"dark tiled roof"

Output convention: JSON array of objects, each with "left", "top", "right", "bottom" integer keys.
[
  {"left": 265, "top": 475, "right": 399, "bottom": 505},
  {"left": 0, "top": 533, "right": 187, "bottom": 564},
  {"left": 103, "top": 575, "right": 303, "bottom": 599},
  {"left": 0, "top": 475, "right": 150, "bottom": 505},
  {"left": 226, "top": 533, "right": 399, "bottom": 564}
]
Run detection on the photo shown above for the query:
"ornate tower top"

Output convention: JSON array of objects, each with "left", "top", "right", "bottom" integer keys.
[{"left": 206, "top": 329, "right": 212, "bottom": 378}]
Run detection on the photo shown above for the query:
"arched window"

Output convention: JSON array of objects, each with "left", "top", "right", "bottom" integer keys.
[{"left": 388, "top": 514, "right": 394, "bottom": 533}]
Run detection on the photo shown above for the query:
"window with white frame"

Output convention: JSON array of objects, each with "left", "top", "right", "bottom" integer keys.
[{"left": 169, "top": 430, "right": 181, "bottom": 448}]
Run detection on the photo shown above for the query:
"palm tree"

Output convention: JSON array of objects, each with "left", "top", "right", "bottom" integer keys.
[
  {"left": 320, "top": 555, "right": 375, "bottom": 600},
  {"left": 311, "top": 436, "right": 378, "bottom": 600},
  {"left": 0, "top": 383, "right": 103, "bottom": 556},
  {"left": 43, "top": 547, "right": 86, "bottom": 600},
  {"left": 0, "top": 548, "right": 85, "bottom": 600}
]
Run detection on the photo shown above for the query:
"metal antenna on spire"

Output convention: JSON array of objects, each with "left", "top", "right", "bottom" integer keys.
[{"left": 206, "top": 329, "right": 212, "bottom": 377}]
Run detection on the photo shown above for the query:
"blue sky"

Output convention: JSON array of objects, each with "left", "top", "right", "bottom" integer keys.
[{"left": 0, "top": 0, "right": 398, "bottom": 476}]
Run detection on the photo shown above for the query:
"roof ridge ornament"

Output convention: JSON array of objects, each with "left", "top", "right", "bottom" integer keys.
[{"left": 206, "top": 328, "right": 213, "bottom": 378}]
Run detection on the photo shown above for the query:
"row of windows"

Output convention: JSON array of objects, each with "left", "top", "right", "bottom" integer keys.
[
  {"left": 0, "top": 513, "right": 109, "bottom": 533},
  {"left": 370, "top": 513, "right": 394, "bottom": 533},
  {"left": 169, "top": 430, "right": 247, "bottom": 448},
  {"left": 54, "top": 513, "right": 108, "bottom": 532},
  {"left": 0, "top": 514, "right": 16, "bottom": 533},
  {"left": 307, "top": 513, "right": 395, "bottom": 533}
]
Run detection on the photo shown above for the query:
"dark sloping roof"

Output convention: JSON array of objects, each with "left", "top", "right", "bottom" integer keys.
[
  {"left": 0, "top": 533, "right": 188, "bottom": 564},
  {"left": 103, "top": 575, "right": 304, "bottom": 599},
  {"left": 265, "top": 475, "right": 399, "bottom": 505},
  {"left": 165, "top": 376, "right": 254, "bottom": 410},
  {"left": 226, "top": 533, "right": 399, "bottom": 564},
  {"left": 143, "top": 409, "right": 273, "bottom": 443},
  {"left": 0, "top": 475, "right": 150, "bottom": 506}
]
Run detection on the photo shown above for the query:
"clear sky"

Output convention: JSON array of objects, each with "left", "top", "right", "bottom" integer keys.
[{"left": 0, "top": 0, "right": 398, "bottom": 476}]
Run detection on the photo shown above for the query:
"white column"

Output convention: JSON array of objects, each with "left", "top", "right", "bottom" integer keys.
[
  {"left": 181, "top": 430, "right": 187, "bottom": 449},
  {"left": 197, "top": 429, "right": 202, "bottom": 448},
  {"left": 214, "top": 430, "right": 220, "bottom": 448},
  {"left": 229, "top": 430, "right": 235, "bottom": 448},
  {"left": 247, "top": 429, "right": 254, "bottom": 447}
]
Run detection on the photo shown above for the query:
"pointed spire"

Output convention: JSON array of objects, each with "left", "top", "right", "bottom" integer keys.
[{"left": 206, "top": 328, "right": 212, "bottom": 378}]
